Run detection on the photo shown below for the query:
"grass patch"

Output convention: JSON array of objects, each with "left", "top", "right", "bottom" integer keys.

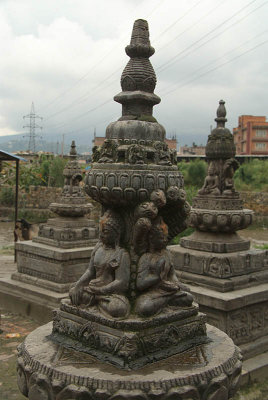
[
  {"left": 254, "top": 244, "right": 268, "bottom": 250},
  {"left": 233, "top": 380, "right": 268, "bottom": 400},
  {"left": 0, "top": 245, "right": 14, "bottom": 255}
]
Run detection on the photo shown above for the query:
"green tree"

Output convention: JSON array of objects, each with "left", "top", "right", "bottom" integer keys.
[{"left": 49, "top": 157, "right": 67, "bottom": 187}]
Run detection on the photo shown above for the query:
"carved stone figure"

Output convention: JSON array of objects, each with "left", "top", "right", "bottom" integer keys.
[
  {"left": 198, "top": 162, "right": 220, "bottom": 196},
  {"left": 223, "top": 158, "right": 239, "bottom": 195},
  {"left": 92, "top": 145, "right": 101, "bottom": 162},
  {"left": 127, "top": 144, "right": 146, "bottom": 164},
  {"left": 98, "top": 139, "right": 118, "bottom": 163},
  {"left": 154, "top": 141, "right": 172, "bottom": 165},
  {"left": 135, "top": 217, "right": 193, "bottom": 317},
  {"left": 70, "top": 210, "right": 130, "bottom": 318}
]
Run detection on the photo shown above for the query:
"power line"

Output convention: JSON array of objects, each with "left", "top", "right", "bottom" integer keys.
[
  {"left": 42, "top": 0, "right": 266, "bottom": 133},
  {"left": 161, "top": 39, "right": 268, "bottom": 97},
  {"left": 154, "top": 0, "right": 226, "bottom": 55},
  {"left": 42, "top": 0, "right": 204, "bottom": 123},
  {"left": 161, "top": 28, "right": 268, "bottom": 94},
  {"left": 38, "top": 0, "right": 164, "bottom": 114},
  {"left": 47, "top": 36, "right": 268, "bottom": 140},
  {"left": 44, "top": 66, "right": 122, "bottom": 122},
  {"left": 45, "top": 98, "right": 112, "bottom": 132},
  {"left": 152, "top": 0, "right": 205, "bottom": 42},
  {"left": 156, "top": 0, "right": 260, "bottom": 73}
]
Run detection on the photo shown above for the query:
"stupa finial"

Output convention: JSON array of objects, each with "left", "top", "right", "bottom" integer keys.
[
  {"left": 70, "top": 140, "right": 77, "bottom": 158},
  {"left": 125, "top": 19, "right": 155, "bottom": 58},
  {"left": 215, "top": 100, "right": 227, "bottom": 128}
]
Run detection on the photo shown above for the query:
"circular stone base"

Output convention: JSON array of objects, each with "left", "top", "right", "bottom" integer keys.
[{"left": 17, "top": 322, "right": 242, "bottom": 400}]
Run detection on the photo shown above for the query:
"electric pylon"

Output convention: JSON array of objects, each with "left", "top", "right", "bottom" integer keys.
[{"left": 23, "top": 102, "right": 43, "bottom": 153}]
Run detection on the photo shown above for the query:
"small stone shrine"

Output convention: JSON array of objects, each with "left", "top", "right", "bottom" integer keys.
[
  {"left": 171, "top": 101, "right": 268, "bottom": 360},
  {"left": 10, "top": 141, "right": 98, "bottom": 318},
  {"left": 17, "top": 20, "right": 242, "bottom": 399}
]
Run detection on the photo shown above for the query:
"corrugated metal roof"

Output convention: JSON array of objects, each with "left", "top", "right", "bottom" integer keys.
[{"left": 0, "top": 150, "right": 27, "bottom": 162}]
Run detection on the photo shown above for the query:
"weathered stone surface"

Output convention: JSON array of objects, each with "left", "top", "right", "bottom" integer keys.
[
  {"left": 14, "top": 142, "right": 98, "bottom": 291},
  {"left": 170, "top": 245, "right": 268, "bottom": 291},
  {"left": 181, "top": 283, "right": 268, "bottom": 359},
  {"left": 13, "top": 241, "right": 94, "bottom": 292},
  {"left": 181, "top": 101, "right": 253, "bottom": 254},
  {"left": 17, "top": 322, "right": 242, "bottom": 400},
  {"left": 51, "top": 299, "right": 206, "bottom": 369},
  {"left": 170, "top": 100, "right": 267, "bottom": 368}
]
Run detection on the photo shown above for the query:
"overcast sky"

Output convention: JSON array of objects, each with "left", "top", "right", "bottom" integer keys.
[{"left": 0, "top": 0, "right": 267, "bottom": 147}]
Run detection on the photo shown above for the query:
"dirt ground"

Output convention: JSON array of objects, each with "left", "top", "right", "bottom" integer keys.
[{"left": 0, "top": 311, "right": 39, "bottom": 399}]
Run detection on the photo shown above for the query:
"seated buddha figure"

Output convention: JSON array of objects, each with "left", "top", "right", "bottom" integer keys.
[
  {"left": 135, "top": 217, "right": 193, "bottom": 318},
  {"left": 69, "top": 210, "right": 130, "bottom": 319},
  {"left": 198, "top": 163, "right": 220, "bottom": 196}
]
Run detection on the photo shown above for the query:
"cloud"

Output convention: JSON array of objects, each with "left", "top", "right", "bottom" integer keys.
[{"left": 0, "top": 0, "right": 267, "bottom": 147}]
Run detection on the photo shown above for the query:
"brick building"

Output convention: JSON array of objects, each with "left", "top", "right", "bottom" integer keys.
[{"left": 233, "top": 115, "right": 268, "bottom": 155}]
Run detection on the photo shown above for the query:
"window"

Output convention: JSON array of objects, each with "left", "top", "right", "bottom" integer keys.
[
  {"left": 255, "top": 142, "right": 266, "bottom": 150},
  {"left": 256, "top": 130, "right": 267, "bottom": 137}
]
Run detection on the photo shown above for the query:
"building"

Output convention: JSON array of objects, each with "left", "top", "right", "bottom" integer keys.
[
  {"left": 233, "top": 115, "right": 268, "bottom": 155},
  {"left": 178, "top": 144, "right": 206, "bottom": 155}
]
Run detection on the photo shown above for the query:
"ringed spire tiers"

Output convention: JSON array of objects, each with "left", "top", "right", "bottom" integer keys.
[{"left": 106, "top": 19, "right": 165, "bottom": 141}]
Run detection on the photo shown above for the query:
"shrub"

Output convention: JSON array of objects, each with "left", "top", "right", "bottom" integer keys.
[
  {"left": 178, "top": 159, "right": 207, "bottom": 188},
  {"left": 234, "top": 159, "right": 268, "bottom": 192},
  {"left": 0, "top": 187, "right": 14, "bottom": 206}
]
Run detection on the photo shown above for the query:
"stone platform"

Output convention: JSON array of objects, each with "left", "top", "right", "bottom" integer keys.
[
  {"left": 0, "top": 242, "right": 94, "bottom": 323},
  {"left": 171, "top": 245, "right": 268, "bottom": 292},
  {"left": 14, "top": 241, "right": 94, "bottom": 293},
  {"left": 172, "top": 278, "right": 268, "bottom": 360},
  {"left": 17, "top": 322, "right": 242, "bottom": 400},
  {"left": 51, "top": 299, "right": 207, "bottom": 370}
]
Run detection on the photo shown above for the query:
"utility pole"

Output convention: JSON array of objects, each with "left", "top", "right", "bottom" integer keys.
[
  {"left": 61, "top": 133, "right": 65, "bottom": 157},
  {"left": 23, "top": 102, "right": 43, "bottom": 153}
]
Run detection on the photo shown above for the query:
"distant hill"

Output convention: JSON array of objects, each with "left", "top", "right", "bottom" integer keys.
[{"left": 0, "top": 133, "right": 94, "bottom": 155}]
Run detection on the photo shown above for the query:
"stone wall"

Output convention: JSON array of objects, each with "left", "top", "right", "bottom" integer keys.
[
  {"left": 0, "top": 185, "right": 101, "bottom": 224},
  {"left": 240, "top": 191, "right": 268, "bottom": 216},
  {"left": 0, "top": 185, "right": 266, "bottom": 221}
]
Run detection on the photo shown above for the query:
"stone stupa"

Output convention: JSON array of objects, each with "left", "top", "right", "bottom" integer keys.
[
  {"left": 16, "top": 20, "right": 242, "bottom": 400},
  {"left": 171, "top": 101, "right": 268, "bottom": 362},
  {"left": 11, "top": 141, "right": 98, "bottom": 320}
]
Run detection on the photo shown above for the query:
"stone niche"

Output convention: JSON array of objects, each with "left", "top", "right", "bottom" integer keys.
[{"left": 170, "top": 101, "right": 268, "bottom": 360}]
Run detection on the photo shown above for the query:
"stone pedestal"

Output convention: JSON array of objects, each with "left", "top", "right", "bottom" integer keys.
[
  {"left": 51, "top": 299, "right": 207, "bottom": 370},
  {"left": 14, "top": 241, "right": 94, "bottom": 293},
  {"left": 17, "top": 322, "right": 242, "bottom": 400},
  {"left": 171, "top": 245, "right": 268, "bottom": 359}
]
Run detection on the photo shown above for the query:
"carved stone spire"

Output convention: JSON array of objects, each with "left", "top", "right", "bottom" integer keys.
[
  {"left": 215, "top": 99, "right": 227, "bottom": 128},
  {"left": 106, "top": 19, "right": 165, "bottom": 141},
  {"left": 206, "top": 100, "right": 236, "bottom": 159},
  {"left": 69, "top": 140, "right": 77, "bottom": 158},
  {"left": 114, "top": 19, "right": 160, "bottom": 122}
]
